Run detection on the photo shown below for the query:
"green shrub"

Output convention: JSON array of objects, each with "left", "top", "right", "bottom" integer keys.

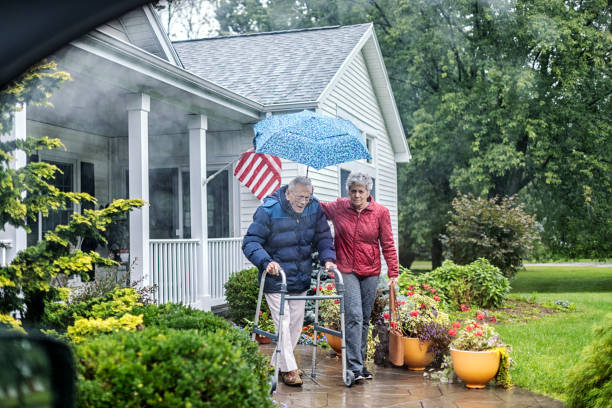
[
  {"left": 224, "top": 267, "right": 269, "bottom": 325},
  {"left": 74, "top": 327, "right": 274, "bottom": 408},
  {"left": 399, "top": 259, "right": 510, "bottom": 309},
  {"left": 566, "top": 317, "right": 612, "bottom": 408},
  {"left": 446, "top": 194, "right": 538, "bottom": 279}
]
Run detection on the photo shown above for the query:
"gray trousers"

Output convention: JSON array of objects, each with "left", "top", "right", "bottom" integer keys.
[{"left": 338, "top": 272, "right": 379, "bottom": 373}]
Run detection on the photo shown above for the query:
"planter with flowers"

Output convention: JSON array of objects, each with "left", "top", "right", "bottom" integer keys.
[
  {"left": 448, "top": 311, "right": 512, "bottom": 389},
  {"left": 244, "top": 310, "right": 276, "bottom": 344},
  {"left": 317, "top": 281, "right": 343, "bottom": 354},
  {"left": 389, "top": 283, "right": 452, "bottom": 370}
]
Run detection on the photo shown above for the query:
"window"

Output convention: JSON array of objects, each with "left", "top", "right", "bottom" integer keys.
[
  {"left": 206, "top": 170, "right": 230, "bottom": 238},
  {"left": 340, "top": 169, "right": 375, "bottom": 199},
  {"left": 366, "top": 137, "right": 374, "bottom": 164},
  {"left": 149, "top": 168, "right": 179, "bottom": 239}
]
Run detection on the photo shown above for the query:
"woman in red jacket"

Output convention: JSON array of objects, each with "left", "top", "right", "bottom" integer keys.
[{"left": 321, "top": 172, "right": 399, "bottom": 381}]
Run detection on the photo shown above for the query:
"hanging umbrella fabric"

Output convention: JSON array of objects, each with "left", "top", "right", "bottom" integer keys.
[{"left": 253, "top": 110, "right": 371, "bottom": 170}]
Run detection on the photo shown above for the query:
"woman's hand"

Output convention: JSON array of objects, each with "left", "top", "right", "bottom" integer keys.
[
  {"left": 324, "top": 261, "right": 337, "bottom": 271},
  {"left": 389, "top": 277, "right": 397, "bottom": 287}
]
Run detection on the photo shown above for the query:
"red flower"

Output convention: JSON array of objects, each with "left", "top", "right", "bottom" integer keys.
[
  {"left": 430, "top": 289, "right": 437, "bottom": 294},
  {"left": 420, "top": 303, "right": 426, "bottom": 309},
  {"left": 475, "top": 331, "right": 483, "bottom": 337},
  {"left": 259, "top": 310, "right": 263, "bottom": 316},
  {"left": 489, "top": 316, "right": 497, "bottom": 323},
  {"left": 448, "top": 329, "right": 457, "bottom": 336},
  {"left": 461, "top": 304, "right": 470, "bottom": 312},
  {"left": 408, "top": 285, "right": 414, "bottom": 290},
  {"left": 433, "top": 296, "right": 441, "bottom": 301},
  {"left": 476, "top": 313, "right": 485, "bottom": 320},
  {"left": 328, "top": 273, "right": 335, "bottom": 278},
  {"left": 390, "top": 321, "right": 398, "bottom": 328},
  {"left": 400, "top": 301, "right": 406, "bottom": 306},
  {"left": 326, "top": 284, "right": 333, "bottom": 290},
  {"left": 423, "top": 284, "right": 430, "bottom": 290},
  {"left": 334, "top": 299, "right": 340, "bottom": 304},
  {"left": 319, "top": 286, "right": 323, "bottom": 292},
  {"left": 407, "top": 291, "right": 414, "bottom": 296},
  {"left": 452, "top": 322, "right": 461, "bottom": 328},
  {"left": 473, "top": 322, "right": 480, "bottom": 328},
  {"left": 466, "top": 326, "right": 473, "bottom": 332},
  {"left": 410, "top": 310, "right": 419, "bottom": 317},
  {"left": 383, "top": 312, "right": 390, "bottom": 319}
]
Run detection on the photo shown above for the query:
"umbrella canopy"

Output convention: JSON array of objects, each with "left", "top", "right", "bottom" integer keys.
[{"left": 253, "top": 110, "right": 371, "bottom": 170}]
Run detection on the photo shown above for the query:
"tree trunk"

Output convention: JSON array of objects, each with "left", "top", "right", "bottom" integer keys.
[{"left": 431, "top": 237, "right": 443, "bottom": 269}]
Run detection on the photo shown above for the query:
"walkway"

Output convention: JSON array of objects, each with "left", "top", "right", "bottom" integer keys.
[{"left": 263, "top": 344, "right": 565, "bottom": 408}]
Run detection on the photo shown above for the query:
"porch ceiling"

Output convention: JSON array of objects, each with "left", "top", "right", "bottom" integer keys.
[{"left": 27, "top": 43, "right": 259, "bottom": 138}]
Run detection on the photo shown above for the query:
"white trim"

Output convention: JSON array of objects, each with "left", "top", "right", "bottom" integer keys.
[{"left": 142, "top": 4, "right": 184, "bottom": 67}]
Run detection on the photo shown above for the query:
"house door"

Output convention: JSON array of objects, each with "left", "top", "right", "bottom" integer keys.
[{"left": 149, "top": 168, "right": 179, "bottom": 239}]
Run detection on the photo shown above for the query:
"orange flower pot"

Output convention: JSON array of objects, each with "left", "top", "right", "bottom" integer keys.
[
  {"left": 450, "top": 348, "right": 500, "bottom": 389},
  {"left": 255, "top": 334, "right": 271, "bottom": 344},
  {"left": 403, "top": 337, "right": 434, "bottom": 370},
  {"left": 326, "top": 332, "right": 342, "bottom": 356}
]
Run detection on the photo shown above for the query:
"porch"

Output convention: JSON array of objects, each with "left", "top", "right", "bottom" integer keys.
[{"left": 149, "top": 237, "right": 250, "bottom": 308}]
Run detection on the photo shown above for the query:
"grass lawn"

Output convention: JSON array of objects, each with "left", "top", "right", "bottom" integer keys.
[{"left": 495, "top": 265, "right": 612, "bottom": 402}]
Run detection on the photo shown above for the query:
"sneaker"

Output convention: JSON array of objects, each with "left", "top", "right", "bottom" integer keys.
[
  {"left": 281, "top": 370, "right": 303, "bottom": 386},
  {"left": 353, "top": 371, "right": 365, "bottom": 382},
  {"left": 361, "top": 368, "right": 373, "bottom": 379}
]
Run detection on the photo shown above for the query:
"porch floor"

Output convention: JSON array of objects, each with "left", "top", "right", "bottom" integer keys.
[{"left": 260, "top": 344, "right": 565, "bottom": 408}]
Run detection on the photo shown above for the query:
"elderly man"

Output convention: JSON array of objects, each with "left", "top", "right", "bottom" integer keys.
[{"left": 242, "top": 176, "right": 336, "bottom": 386}]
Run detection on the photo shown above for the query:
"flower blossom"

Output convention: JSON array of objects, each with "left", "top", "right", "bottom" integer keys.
[
  {"left": 383, "top": 312, "right": 390, "bottom": 320},
  {"left": 448, "top": 329, "right": 457, "bottom": 336},
  {"left": 410, "top": 310, "right": 419, "bottom": 317},
  {"left": 433, "top": 296, "right": 441, "bottom": 301},
  {"left": 334, "top": 299, "right": 340, "bottom": 304},
  {"left": 475, "top": 331, "right": 483, "bottom": 337},
  {"left": 476, "top": 313, "right": 485, "bottom": 320},
  {"left": 461, "top": 304, "right": 470, "bottom": 312},
  {"left": 423, "top": 284, "right": 430, "bottom": 290},
  {"left": 452, "top": 322, "right": 461, "bottom": 328},
  {"left": 466, "top": 325, "right": 473, "bottom": 332},
  {"left": 326, "top": 284, "right": 333, "bottom": 291},
  {"left": 390, "top": 321, "right": 398, "bottom": 328},
  {"left": 489, "top": 316, "right": 497, "bottom": 323}
]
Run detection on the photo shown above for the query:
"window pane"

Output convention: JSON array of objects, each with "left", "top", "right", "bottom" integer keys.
[
  {"left": 149, "top": 168, "right": 179, "bottom": 239},
  {"left": 41, "top": 161, "right": 74, "bottom": 237},
  {"left": 182, "top": 170, "right": 191, "bottom": 238},
  {"left": 207, "top": 170, "right": 229, "bottom": 238}
]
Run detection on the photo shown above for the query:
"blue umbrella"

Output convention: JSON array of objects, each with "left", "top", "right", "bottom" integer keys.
[{"left": 253, "top": 110, "right": 371, "bottom": 170}]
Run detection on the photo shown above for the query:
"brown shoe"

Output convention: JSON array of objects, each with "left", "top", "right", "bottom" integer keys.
[
  {"left": 297, "top": 369, "right": 304, "bottom": 377},
  {"left": 281, "top": 370, "right": 303, "bottom": 386}
]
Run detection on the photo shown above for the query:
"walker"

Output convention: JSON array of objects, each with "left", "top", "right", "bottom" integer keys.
[{"left": 252, "top": 266, "right": 354, "bottom": 392}]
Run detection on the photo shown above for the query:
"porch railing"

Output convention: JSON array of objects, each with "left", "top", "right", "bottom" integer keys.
[
  {"left": 208, "top": 237, "right": 250, "bottom": 306},
  {"left": 150, "top": 239, "right": 199, "bottom": 305},
  {"left": 149, "top": 237, "right": 250, "bottom": 308}
]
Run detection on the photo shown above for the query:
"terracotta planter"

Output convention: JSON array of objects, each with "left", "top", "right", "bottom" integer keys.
[
  {"left": 403, "top": 337, "right": 434, "bottom": 370},
  {"left": 450, "top": 348, "right": 500, "bottom": 389},
  {"left": 255, "top": 334, "right": 271, "bottom": 344},
  {"left": 326, "top": 332, "right": 342, "bottom": 355}
]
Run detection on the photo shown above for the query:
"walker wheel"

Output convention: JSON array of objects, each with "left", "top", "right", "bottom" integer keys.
[
  {"left": 344, "top": 370, "right": 354, "bottom": 387},
  {"left": 270, "top": 377, "right": 277, "bottom": 394}
]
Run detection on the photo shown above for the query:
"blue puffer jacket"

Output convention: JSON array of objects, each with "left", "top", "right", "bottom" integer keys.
[{"left": 242, "top": 185, "right": 336, "bottom": 293}]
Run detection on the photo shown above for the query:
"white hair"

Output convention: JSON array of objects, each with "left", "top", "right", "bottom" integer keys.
[
  {"left": 346, "top": 172, "right": 373, "bottom": 193},
  {"left": 288, "top": 176, "right": 313, "bottom": 193}
]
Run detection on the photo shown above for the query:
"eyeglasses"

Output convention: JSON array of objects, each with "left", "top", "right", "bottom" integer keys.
[{"left": 292, "top": 194, "right": 311, "bottom": 202}]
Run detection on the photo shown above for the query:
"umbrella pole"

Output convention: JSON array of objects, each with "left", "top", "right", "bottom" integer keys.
[{"left": 306, "top": 166, "right": 309, "bottom": 177}]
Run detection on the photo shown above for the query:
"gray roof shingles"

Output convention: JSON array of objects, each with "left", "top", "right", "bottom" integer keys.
[{"left": 172, "top": 24, "right": 371, "bottom": 106}]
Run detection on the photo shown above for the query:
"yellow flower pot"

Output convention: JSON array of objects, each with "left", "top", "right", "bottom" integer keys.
[
  {"left": 403, "top": 337, "right": 434, "bottom": 370},
  {"left": 450, "top": 348, "right": 501, "bottom": 389}
]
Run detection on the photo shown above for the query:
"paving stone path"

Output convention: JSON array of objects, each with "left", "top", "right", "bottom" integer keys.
[{"left": 262, "top": 344, "right": 565, "bottom": 408}]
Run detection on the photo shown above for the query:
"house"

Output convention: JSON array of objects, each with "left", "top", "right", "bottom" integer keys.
[{"left": 0, "top": 5, "right": 410, "bottom": 310}]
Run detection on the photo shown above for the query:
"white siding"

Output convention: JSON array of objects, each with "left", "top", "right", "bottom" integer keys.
[
  {"left": 97, "top": 20, "right": 129, "bottom": 42},
  {"left": 27, "top": 121, "right": 111, "bottom": 204},
  {"left": 119, "top": 9, "right": 167, "bottom": 60},
  {"left": 318, "top": 50, "right": 400, "bottom": 260}
]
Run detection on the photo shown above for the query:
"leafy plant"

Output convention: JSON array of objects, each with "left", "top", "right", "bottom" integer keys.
[
  {"left": 565, "top": 317, "right": 612, "bottom": 408},
  {"left": 316, "top": 280, "right": 340, "bottom": 330},
  {"left": 445, "top": 194, "right": 539, "bottom": 279},
  {"left": 243, "top": 310, "right": 276, "bottom": 334},
  {"left": 224, "top": 267, "right": 269, "bottom": 325}
]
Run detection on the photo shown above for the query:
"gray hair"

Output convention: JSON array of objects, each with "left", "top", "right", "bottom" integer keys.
[
  {"left": 288, "top": 176, "right": 313, "bottom": 193},
  {"left": 346, "top": 172, "right": 373, "bottom": 193}
]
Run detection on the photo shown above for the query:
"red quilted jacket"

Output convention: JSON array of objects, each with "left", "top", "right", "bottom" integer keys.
[{"left": 321, "top": 197, "right": 399, "bottom": 278}]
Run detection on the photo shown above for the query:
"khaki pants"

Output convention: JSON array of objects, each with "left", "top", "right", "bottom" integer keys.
[{"left": 265, "top": 291, "right": 306, "bottom": 372}]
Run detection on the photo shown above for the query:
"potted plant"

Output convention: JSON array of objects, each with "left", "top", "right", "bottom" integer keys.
[
  {"left": 391, "top": 283, "right": 452, "bottom": 370},
  {"left": 244, "top": 310, "right": 276, "bottom": 344},
  {"left": 448, "top": 311, "right": 512, "bottom": 389},
  {"left": 317, "top": 281, "right": 342, "bottom": 354}
]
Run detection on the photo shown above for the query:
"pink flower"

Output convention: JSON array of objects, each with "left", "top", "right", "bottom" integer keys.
[
  {"left": 448, "top": 329, "right": 457, "bottom": 336},
  {"left": 489, "top": 316, "right": 497, "bottom": 323},
  {"left": 433, "top": 296, "right": 441, "bottom": 301},
  {"left": 390, "top": 321, "right": 398, "bottom": 328},
  {"left": 430, "top": 289, "right": 437, "bottom": 294},
  {"left": 400, "top": 301, "right": 406, "bottom": 306},
  {"left": 259, "top": 310, "right": 263, "bottom": 316},
  {"left": 423, "top": 284, "right": 430, "bottom": 290},
  {"left": 475, "top": 331, "right": 483, "bottom": 337},
  {"left": 328, "top": 273, "right": 335, "bottom": 278},
  {"left": 420, "top": 303, "right": 426, "bottom": 309},
  {"left": 461, "top": 304, "right": 470, "bottom": 312},
  {"left": 410, "top": 310, "right": 419, "bottom": 317},
  {"left": 452, "top": 322, "right": 461, "bottom": 328},
  {"left": 326, "top": 284, "right": 333, "bottom": 290},
  {"left": 383, "top": 312, "right": 390, "bottom": 320},
  {"left": 407, "top": 291, "right": 414, "bottom": 296},
  {"left": 476, "top": 313, "right": 485, "bottom": 320},
  {"left": 334, "top": 299, "right": 340, "bottom": 304},
  {"left": 408, "top": 285, "right": 414, "bottom": 290},
  {"left": 466, "top": 326, "right": 473, "bottom": 332}
]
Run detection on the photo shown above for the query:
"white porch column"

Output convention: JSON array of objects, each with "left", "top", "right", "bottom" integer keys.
[
  {"left": 188, "top": 114, "right": 210, "bottom": 310},
  {"left": 127, "top": 93, "right": 150, "bottom": 285},
  {"left": 0, "top": 104, "right": 27, "bottom": 265}
]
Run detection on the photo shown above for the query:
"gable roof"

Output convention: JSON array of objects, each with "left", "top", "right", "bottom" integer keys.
[{"left": 173, "top": 24, "right": 371, "bottom": 106}]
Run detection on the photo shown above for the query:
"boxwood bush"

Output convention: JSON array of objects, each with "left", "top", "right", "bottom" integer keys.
[
  {"left": 566, "top": 318, "right": 612, "bottom": 408},
  {"left": 224, "top": 267, "right": 269, "bottom": 325},
  {"left": 74, "top": 327, "right": 274, "bottom": 408},
  {"left": 399, "top": 258, "right": 510, "bottom": 309}
]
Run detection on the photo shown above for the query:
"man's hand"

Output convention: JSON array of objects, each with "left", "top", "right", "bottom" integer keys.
[
  {"left": 265, "top": 261, "right": 281, "bottom": 275},
  {"left": 389, "top": 277, "right": 397, "bottom": 287},
  {"left": 324, "top": 261, "right": 337, "bottom": 271}
]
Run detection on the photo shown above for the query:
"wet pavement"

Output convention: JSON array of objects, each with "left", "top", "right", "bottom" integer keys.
[{"left": 261, "top": 344, "right": 565, "bottom": 408}]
